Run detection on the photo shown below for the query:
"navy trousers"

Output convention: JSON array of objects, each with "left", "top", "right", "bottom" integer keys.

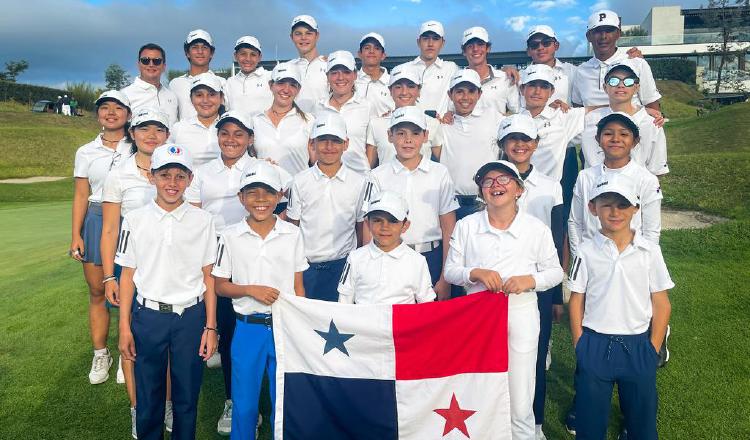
[
  {"left": 217, "top": 295, "right": 236, "bottom": 398},
  {"left": 533, "top": 288, "right": 555, "bottom": 425},
  {"left": 303, "top": 256, "right": 347, "bottom": 302},
  {"left": 421, "top": 244, "right": 443, "bottom": 285}
]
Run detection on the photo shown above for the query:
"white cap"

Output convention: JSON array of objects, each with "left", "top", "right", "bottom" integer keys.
[
  {"left": 131, "top": 107, "right": 170, "bottom": 128},
  {"left": 590, "top": 172, "right": 639, "bottom": 206},
  {"left": 419, "top": 20, "right": 445, "bottom": 38},
  {"left": 190, "top": 73, "right": 223, "bottom": 93},
  {"left": 185, "top": 29, "right": 214, "bottom": 47},
  {"left": 326, "top": 50, "right": 356, "bottom": 72},
  {"left": 527, "top": 25, "right": 556, "bottom": 40},
  {"left": 474, "top": 160, "right": 523, "bottom": 185},
  {"left": 216, "top": 110, "right": 253, "bottom": 132},
  {"left": 449, "top": 69, "right": 482, "bottom": 90},
  {"left": 606, "top": 59, "right": 639, "bottom": 78},
  {"left": 312, "top": 112, "right": 348, "bottom": 140},
  {"left": 521, "top": 63, "right": 556, "bottom": 86},
  {"left": 389, "top": 106, "right": 427, "bottom": 130},
  {"left": 587, "top": 10, "right": 621, "bottom": 31},
  {"left": 234, "top": 35, "right": 261, "bottom": 52},
  {"left": 271, "top": 62, "right": 301, "bottom": 84},
  {"left": 462, "top": 26, "right": 490, "bottom": 46},
  {"left": 366, "top": 190, "right": 409, "bottom": 221},
  {"left": 359, "top": 32, "right": 385, "bottom": 49},
  {"left": 95, "top": 90, "right": 131, "bottom": 109},
  {"left": 239, "top": 161, "right": 283, "bottom": 192},
  {"left": 291, "top": 14, "right": 318, "bottom": 31},
  {"left": 389, "top": 64, "right": 422, "bottom": 86},
  {"left": 498, "top": 114, "right": 538, "bottom": 140},
  {"left": 151, "top": 144, "right": 193, "bottom": 172}
]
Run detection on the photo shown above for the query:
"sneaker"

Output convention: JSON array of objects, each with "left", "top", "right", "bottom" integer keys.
[
  {"left": 535, "top": 424, "right": 547, "bottom": 440},
  {"left": 564, "top": 409, "right": 576, "bottom": 435},
  {"left": 207, "top": 351, "right": 222, "bottom": 369},
  {"left": 256, "top": 414, "right": 262, "bottom": 438},
  {"left": 618, "top": 427, "right": 628, "bottom": 440},
  {"left": 88, "top": 349, "right": 113, "bottom": 384},
  {"left": 116, "top": 355, "right": 125, "bottom": 384},
  {"left": 545, "top": 339, "right": 552, "bottom": 371},
  {"left": 131, "top": 407, "right": 137, "bottom": 439},
  {"left": 217, "top": 400, "right": 232, "bottom": 435},
  {"left": 657, "top": 325, "right": 670, "bottom": 368},
  {"left": 165, "top": 400, "right": 173, "bottom": 433}
]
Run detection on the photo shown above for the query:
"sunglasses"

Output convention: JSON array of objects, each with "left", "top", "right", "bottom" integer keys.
[
  {"left": 606, "top": 77, "right": 638, "bottom": 87},
  {"left": 527, "top": 39, "right": 555, "bottom": 50},
  {"left": 139, "top": 57, "right": 163, "bottom": 66},
  {"left": 480, "top": 175, "right": 514, "bottom": 188}
]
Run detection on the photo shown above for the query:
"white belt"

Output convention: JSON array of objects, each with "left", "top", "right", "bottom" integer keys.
[
  {"left": 408, "top": 240, "right": 440, "bottom": 253},
  {"left": 136, "top": 294, "right": 203, "bottom": 316}
]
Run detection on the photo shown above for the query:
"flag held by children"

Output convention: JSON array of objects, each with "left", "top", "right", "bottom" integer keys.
[{"left": 273, "top": 291, "right": 511, "bottom": 439}]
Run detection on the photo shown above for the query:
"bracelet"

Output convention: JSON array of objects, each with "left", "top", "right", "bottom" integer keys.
[
  {"left": 204, "top": 326, "right": 218, "bottom": 332},
  {"left": 102, "top": 276, "right": 117, "bottom": 285}
]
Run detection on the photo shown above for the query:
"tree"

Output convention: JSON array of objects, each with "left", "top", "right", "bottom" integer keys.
[
  {"left": 104, "top": 63, "right": 130, "bottom": 90},
  {"left": 704, "top": 0, "right": 750, "bottom": 93},
  {"left": 622, "top": 26, "right": 648, "bottom": 37},
  {"left": 0, "top": 60, "right": 29, "bottom": 82}
]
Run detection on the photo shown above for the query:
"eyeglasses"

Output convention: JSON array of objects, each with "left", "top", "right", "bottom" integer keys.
[
  {"left": 139, "top": 57, "right": 163, "bottom": 66},
  {"left": 480, "top": 175, "right": 514, "bottom": 188},
  {"left": 527, "top": 39, "right": 555, "bottom": 50},
  {"left": 606, "top": 77, "right": 638, "bottom": 87}
]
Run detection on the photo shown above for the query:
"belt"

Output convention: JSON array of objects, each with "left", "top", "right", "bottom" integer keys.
[
  {"left": 236, "top": 313, "right": 273, "bottom": 327},
  {"left": 455, "top": 195, "right": 480, "bottom": 206},
  {"left": 408, "top": 240, "right": 441, "bottom": 253},
  {"left": 136, "top": 294, "right": 203, "bottom": 316}
]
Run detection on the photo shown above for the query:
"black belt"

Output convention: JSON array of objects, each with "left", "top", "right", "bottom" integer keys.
[
  {"left": 455, "top": 195, "right": 480, "bottom": 206},
  {"left": 235, "top": 313, "right": 273, "bottom": 327}
]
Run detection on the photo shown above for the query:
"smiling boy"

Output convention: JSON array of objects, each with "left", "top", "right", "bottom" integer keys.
[{"left": 225, "top": 36, "right": 272, "bottom": 117}]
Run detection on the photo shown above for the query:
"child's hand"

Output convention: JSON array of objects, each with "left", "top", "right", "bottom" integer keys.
[
  {"left": 548, "top": 99, "right": 570, "bottom": 113},
  {"left": 469, "top": 268, "right": 504, "bottom": 293},
  {"left": 69, "top": 237, "right": 85, "bottom": 262},
  {"left": 119, "top": 330, "right": 136, "bottom": 361},
  {"left": 105, "top": 281, "right": 120, "bottom": 306},
  {"left": 247, "top": 285, "right": 280, "bottom": 305},
  {"left": 439, "top": 111, "right": 455, "bottom": 125},
  {"left": 199, "top": 328, "right": 218, "bottom": 361},
  {"left": 434, "top": 278, "right": 451, "bottom": 301},
  {"left": 503, "top": 275, "right": 536, "bottom": 294}
]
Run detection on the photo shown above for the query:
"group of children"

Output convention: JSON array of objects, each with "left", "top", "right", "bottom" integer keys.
[{"left": 69, "top": 8, "right": 673, "bottom": 440}]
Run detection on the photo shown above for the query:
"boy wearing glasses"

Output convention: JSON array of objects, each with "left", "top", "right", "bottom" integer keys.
[
  {"left": 523, "top": 25, "right": 576, "bottom": 106},
  {"left": 122, "top": 43, "right": 179, "bottom": 127}
]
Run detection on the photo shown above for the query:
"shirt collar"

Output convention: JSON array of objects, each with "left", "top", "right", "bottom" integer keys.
[
  {"left": 358, "top": 67, "right": 389, "bottom": 83},
  {"left": 414, "top": 56, "right": 445, "bottom": 69},
  {"left": 594, "top": 51, "right": 626, "bottom": 66},
  {"left": 390, "top": 154, "right": 431, "bottom": 174},
  {"left": 523, "top": 105, "right": 556, "bottom": 120},
  {"left": 523, "top": 166, "right": 539, "bottom": 186},
  {"left": 312, "top": 163, "right": 348, "bottom": 181},
  {"left": 236, "top": 215, "right": 294, "bottom": 238},
  {"left": 235, "top": 67, "right": 266, "bottom": 79},
  {"left": 187, "top": 115, "right": 218, "bottom": 129},
  {"left": 150, "top": 199, "right": 190, "bottom": 221},
  {"left": 478, "top": 209, "right": 524, "bottom": 238},
  {"left": 367, "top": 241, "right": 408, "bottom": 259},
  {"left": 212, "top": 154, "right": 251, "bottom": 173},
  {"left": 134, "top": 76, "right": 161, "bottom": 90},
  {"left": 594, "top": 230, "right": 650, "bottom": 251}
]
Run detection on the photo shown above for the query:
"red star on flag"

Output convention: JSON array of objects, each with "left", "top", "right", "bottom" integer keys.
[{"left": 434, "top": 393, "right": 477, "bottom": 437}]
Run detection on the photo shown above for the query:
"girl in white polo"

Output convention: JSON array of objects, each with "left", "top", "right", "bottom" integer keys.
[
  {"left": 71, "top": 90, "right": 132, "bottom": 386},
  {"left": 169, "top": 73, "right": 223, "bottom": 167},
  {"left": 444, "top": 160, "right": 564, "bottom": 440}
]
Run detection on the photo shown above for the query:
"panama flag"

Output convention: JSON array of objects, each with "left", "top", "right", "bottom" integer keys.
[{"left": 273, "top": 291, "right": 511, "bottom": 439}]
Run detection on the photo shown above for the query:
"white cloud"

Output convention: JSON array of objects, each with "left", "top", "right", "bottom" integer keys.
[
  {"left": 505, "top": 15, "right": 532, "bottom": 32},
  {"left": 530, "top": 0, "right": 575, "bottom": 11},
  {"left": 567, "top": 15, "right": 586, "bottom": 26},
  {"left": 590, "top": 1, "right": 609, "bottom": 11}
]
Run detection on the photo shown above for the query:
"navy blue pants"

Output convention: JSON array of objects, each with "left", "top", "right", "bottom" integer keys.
[
  {"left": 217, "top": 295, "right": 235, "bottom": 398},
  {"left": 575, "top": 328, "right": 659, "bottom": 440},
  {"left": 561, "top": 146, "right": 580, "bottom": 222},
  {"left": 533, "top": 288, "right": 555, "bottom": 425},
  {"left": 303, "top": 256, "right": 347, "bottom": 302},
  {"left": 421, "top": 244, "right": 443, "bottom": 285},
  {"left": 131, "top": 300, "right": 206, "bottom": 440}
]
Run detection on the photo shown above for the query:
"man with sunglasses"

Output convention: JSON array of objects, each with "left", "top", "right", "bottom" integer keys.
[{"left": 121, "top": 43, "right": 179, "bottom": 127}]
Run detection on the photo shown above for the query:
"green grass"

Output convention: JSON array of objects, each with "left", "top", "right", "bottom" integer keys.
[{"left": 0, "top": 178, "right": 74, "bottom": 206}]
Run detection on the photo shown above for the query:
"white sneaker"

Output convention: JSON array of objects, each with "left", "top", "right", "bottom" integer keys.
[
  {"left": 207, "top": 351, "right": 222, "bottom": 369},
  {"left": 131, "top": 407, "right": 137, "bottom": 439},
  {"left": 116, "top": 355, "right": 125, "bottom": 384},
  {"left": 545, "top": 339, "right": 552, "bottom": 371},
  {"left": 535, "top": 424, "right": 547, "bottom": 440},
  {"left": 88, "top": 349, "right": 113, "bottom": 384},
  {"left": 217, "top": 399, "right": 232, "bottom": 435},
  {"left": 256, "top": 414, "right": 262, "bottom": 438},
  {"left": 165, "top": 400, "right": 173, "bottom": 433}
]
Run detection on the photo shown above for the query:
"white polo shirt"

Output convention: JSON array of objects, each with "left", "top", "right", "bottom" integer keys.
[
  {"left": 212, "top": 217, "right": 309, "bottom": 315},
  {"left": 568, "top": 160, "right": 662, "bottom": 258},
  {"left": 225, "top": 67, "right": 273, "bottom": 117},
  {"left": 524, "top": 106, "right": 585, "bottom": 182},
  {"left": 518, "top": 167, "right": 563, "bottom": 228},
  {"left": 168, "top": 117, "right": 220, "bottom": 167},
  {"left": 102, "top": 154, "right": 156, "bottom": 216},
  {"left": 478, "top": 66, "right": 520, "bottom": 115},
  {"left": 444, "top": 210, "right": 563, "bottom": 307},
  {"left": 396, "top": 57, "right": 459, "bottom": 115},
  {"left": 289, "top": 55, "right": 328, "bottom": 113},
  {"left": 115, "top": 200, "right": 216, "bottom": 305},
  {"left": 121, "top": 77, "right": 179, "bottom": 127},
  {"left": 519, "top": 59, "right": 577, "bottom": 107},
  {"left": 365, "top": 155, "right": 459, "bottom": 245},
  {"left": 571, "top": 51, "right": 661, "bottom": 107},
  {"left": 74, "top": 136, "right": 132, "bottom": 203},
  {"left": 439, "top": 107, "right": 505, "bottom": 195},
  {"left": 355, "top": 68, "right": 394, "bottom": 117},
  {"left": 286, "top": 164, "right": 366, "bottom": 263},
  {"left": 581, "top": 107, "right": 669, "bottom": 176},
  {"left": 366, "top": 114, "right": 442, "bottom": 165},
  {"left": 338, "top": 242, "right": 436, "bottom": 305},
  {"left": 568, "top": 231, "right": 674, "bottom": 334},
  {"left": 252, "top": 108, "right": 315, "bottom": 176},
  {"left": 169, "top": 70, "right": 228, "bottom": 121},
  {"left": 312, "top": 96, "right": 375, "bottom": 174}
]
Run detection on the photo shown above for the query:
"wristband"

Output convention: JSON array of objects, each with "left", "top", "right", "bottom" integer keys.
[
  {"left": 102, "top": 276, "right": 117, "bottom": 285},
  {"left": 204, "top": 326, "right": 218, "bottom": 332}
]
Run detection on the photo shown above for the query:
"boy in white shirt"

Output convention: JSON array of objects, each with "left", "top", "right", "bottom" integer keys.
[
  {"left": 288, "top": 15, "right": 328, "bottom": 113},
  {"left": 225, "top": 36, "right": 272, "bottom": 117},
  {"left": 339, "top": 191, "right": 435, "bottom": 305},
  {"left": 461, "top": 26, "right": 519, "bottom": 115},
  {"left": 355, "top": 32, "right": 394, "bottom": 117}
]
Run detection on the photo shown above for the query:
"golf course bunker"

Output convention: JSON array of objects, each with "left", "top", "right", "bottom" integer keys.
[
  {"left": 0, "top": 176, "right": 66, "bottom": 184},
  {"left": 662, "top": 208, "right": 728, "bottom": 230}
]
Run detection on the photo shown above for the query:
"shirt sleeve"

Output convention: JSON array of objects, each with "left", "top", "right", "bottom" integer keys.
[
  {"left": 531, "top": 225, "right": 564, "bottom": 292},
  {"left": 640, "top": 175, "right": 663, "bottom": 245},
  {"left": 366, "top": 120, "right": 377, "bottom": 146},
  {"left": 184, "top": 170, "right": 202, "bottom": 204},
  {"left": 443, "top": 221, "right": 472, "bottom": 286},
  {"left": 114, "top": 215, "right": 136, "bottom": 268},
  {"left": 564, "top": 107, "right": 586, "bottom": 143},
  {"left": 648, "top": 244, "right": 675, "bottom": 293},
  {"left": 285, "top": 178, "right": 302, "bottom": 221},
  {"left": 438, "top": 168, "right": 460, "bottom": 215},
  {"left": 567, "top": 253, "right": 588, "bottom": 294},
  {"left": 505, "top": 83, "right": 520, "bottom": 114},
  {"left": 567, "top": 175, "right": 586, "bottom": 258},
  {"left": 294, "top": 230, "right": 310, "bottom": 273},
  {"left": 201, "top": 217, "right": 217, "bottom": 267},
  {"left": 428, "top": 118, "right": 444, "bottom": 148},
  {"left": 101, "top": 169, "right": 123, "bottom": 203},
  {"left": 570, "top": 68, "right": 583, "bottom": 107},
  {"left": 73, "top": 146, "right": 90, "bottom": 178},
  {"left": 277, "top": 165, "right": 293, "bottom": 192},
  {"left": 355, "top": 178, "right": 367, "bottom": 223},
  {"left": 636, "top": 60, "right": 662, "bottom": 106},
  {"left": 211, "top": 234, "right": 232, "bottom": 278},
  {"left": 337, "top": 256, "right": 356, "bottom": 303},
  {"left": 360, "top": 175, "right": 381, "bottom": 216},
  {"left": 415, "top": 255, "right": 437, "bottom": 303},
  {"left": 646, "top": 126, "right": 669, "bottom": 176}
]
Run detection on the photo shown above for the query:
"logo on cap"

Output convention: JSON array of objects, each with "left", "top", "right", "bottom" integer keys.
[
  {"left": 599, "top": 13, "right": 607, "bottom": 22},
  {"left": 316, "top": 123, "right": 325, "bottom": 128},
  {"left": 595, "top": 180, "right": 609, "bottom": 188},
  {"left": 501, "top": 121, "right": 512, "bottom": 129},
  {"left": 245, "top": 172, "right": 256, "bottom": 177},
  {"left": 168, "top": 146, "right": 182, "bottom": 155},
  {"left": 394, "top": 114, "right": 405, "bottom": 119}
]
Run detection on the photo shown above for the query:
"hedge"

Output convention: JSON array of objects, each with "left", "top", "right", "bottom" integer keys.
[
  {"left": 648, "top": 58, "right": 697, "bottom": 84},
  {"left": 0, "top": 80, "right": 68, "bottom": 105}
]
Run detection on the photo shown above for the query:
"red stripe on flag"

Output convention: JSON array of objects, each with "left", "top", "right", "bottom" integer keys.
[{"left": 392, "top": 291, "right": 508, "bottom": 380}]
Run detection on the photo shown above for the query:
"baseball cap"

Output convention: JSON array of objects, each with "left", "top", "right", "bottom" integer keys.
[
  {"left": 389, "top": 106, "right": 427, "bottom": 130},
  {"left": 606, "top": 59, "right": 639, "bottom": 79},
  {"left": 462, "top": 26, "right": 490, "bottom": 46},
  {"left": 359, "top": 32, "right": 385, "bottom": 50},
  {"left": 190, "top": 73, "right": 223, "bottom": 93},
  {"left": 291, "top": 14, "right": 318, "bottom": 31},
  {"left": 185, "top": 29, "right": 214, "bottom": 47},
  {"left": 234, "top": 35, "right": 262, "bottom": 52},
  {"left": 474, "top": 160, "right": 523, "bottom": 186},
  {"left": 419, "top": 20, "right": 445, "bottom": 38},
  {"left": 366, "top": 190, "right": 409, "bottom": 222},
  {"left": 239, "top": 161, "right": 283, "bottom": 192},
  {"left": 587, "top": 10, "right": 621, "bottom": 31},
  {"left": 521, "top": 64, "right": 556, "bottom": 86},
  {"left": 527, "top": 25, "right": 557, "bottom": 40},
  {"left": 95, "top": 90, "right": 131, "bottom": 110},
  {"left": 130, "top": 107, "right": 170, "bottom": 128},
  {"left": 312, "top": 112, "right": 348, "bottom": 140},
  {"left": 216, "top": 110, "right": 253, "bottom": 133},
  {"left": 449, "top": 69, "right": 482, "bottom": 90},
  {"left": 590, "top": 172, "right": 639, "bottom": 206},
  {"left": 326, "top": 50, "right": 356, "bottom": 73},
  {"left": 389, "top": 64, "right": 422, "bottom": 86},
  {"left": 596, "top": 111, "right": 640, "bottom": 138},
  {"left": 151, "top": 144, "right": 193, "bottom": 172},
  {"left": 271, "top": 62, "right": 302, "bottom": 84},
  {"left": 497, "top": 114, "right": 538, "bottom": 141}
]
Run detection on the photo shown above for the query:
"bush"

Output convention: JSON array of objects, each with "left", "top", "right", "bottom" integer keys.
[
  {"left": 0, "top": 80, "right": 67, "bottom": 105},
  {"left": 64, "top": 82, "right": 102, "bottom": 111},
  {"left": 649, "top": 58, "right": 697, "bottom": 84}
]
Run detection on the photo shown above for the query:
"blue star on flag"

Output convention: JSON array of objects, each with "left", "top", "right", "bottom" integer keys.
[{"left": 315, "top": 320, "right": 355, "bottom": 356}]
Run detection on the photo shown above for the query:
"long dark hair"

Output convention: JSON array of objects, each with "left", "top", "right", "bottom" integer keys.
[{"left": 129, "top": 122, "right": 169, "bottom": 154}]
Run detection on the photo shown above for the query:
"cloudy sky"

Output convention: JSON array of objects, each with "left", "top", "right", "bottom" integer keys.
[{"left": 1, "top": 0, "right": 704, "bottom": 88}]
